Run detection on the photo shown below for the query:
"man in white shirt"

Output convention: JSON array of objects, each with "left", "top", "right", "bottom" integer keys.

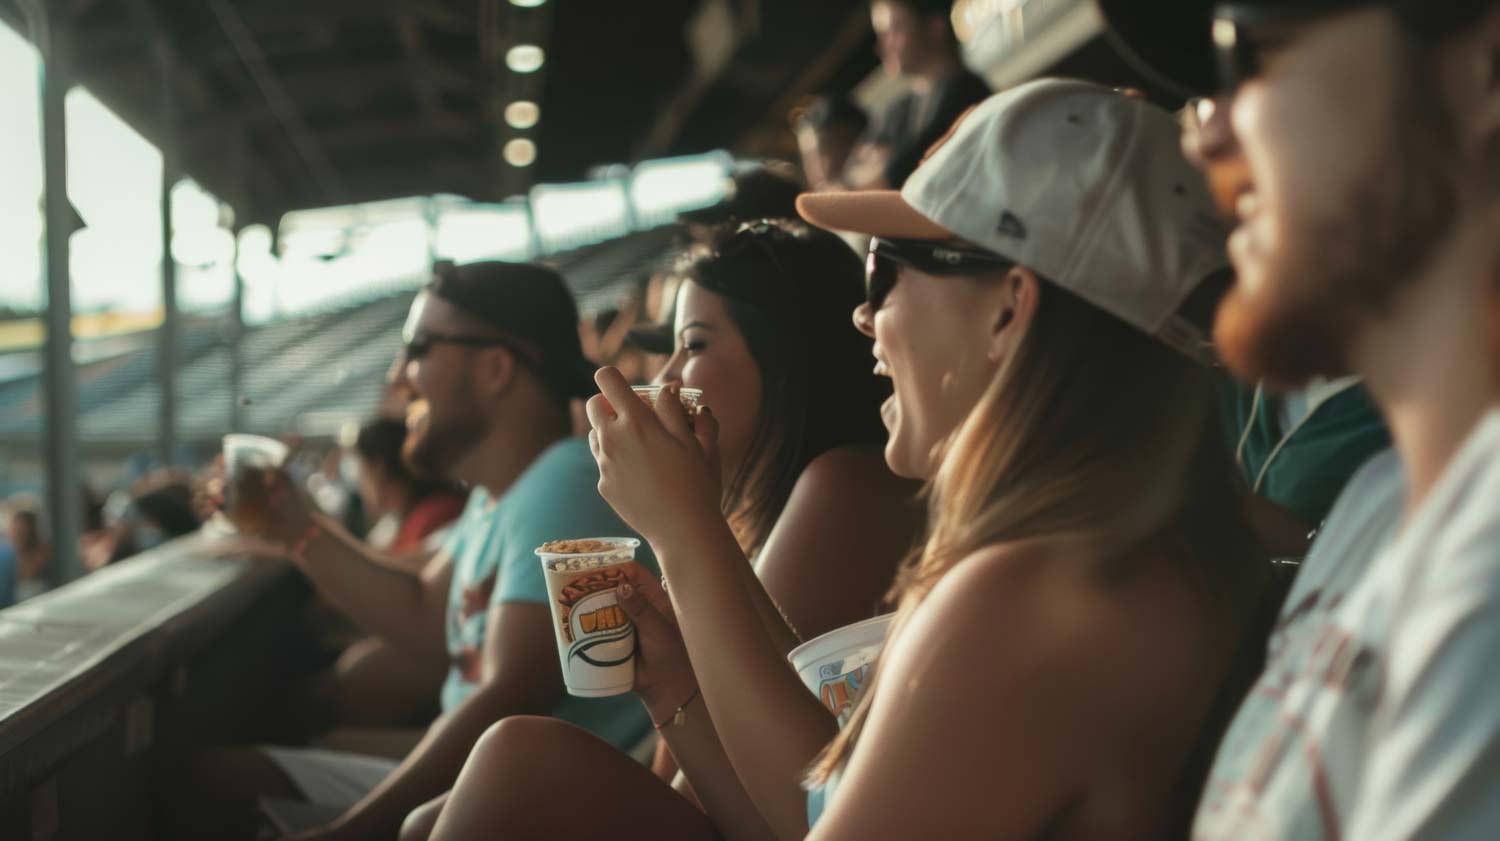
[{"left": 1103, "top": 1, "right": 1500, "bottom": 838}]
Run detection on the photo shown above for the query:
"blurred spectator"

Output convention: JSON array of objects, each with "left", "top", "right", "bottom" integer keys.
[
  {"left": 1167, "top": 98, "right": 1392, "bottom": 559},
  {"left": 624, "top": 245, "right": 711, "bottom": 361},
  {"left": 790, "top": 94, "right": 870, "bottom": 189},
  {"left": 0, "top": 524, "right": 15, "bottom": 608},
  {"left": 81, "top": 472, "right": 204, "bottom": 571},
  {"left": 1224, "top": 377, "right": 1391, "bottom": 558},
  {"left": 352, "top": 418, "right": 466, "bottom": 555},
  {"left": 6, "top": 498, "right": 50, "bottom": 600},
  {"left": 842, "top": 0, "right": 989, "bottom": 189},
  {"left": 82, "top": 484, "right": 106, "bottom": 535},
  {"left": 308, "top": 446, "right": 364, "bottom": 535}
]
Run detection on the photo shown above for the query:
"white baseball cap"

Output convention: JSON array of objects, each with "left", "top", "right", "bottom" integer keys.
[{"left": 797, "top": 78, "right": 1229, "bottom": 360}]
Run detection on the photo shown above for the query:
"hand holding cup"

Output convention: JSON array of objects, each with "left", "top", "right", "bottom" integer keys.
[
  {"left": 614, "top": 563, "right": 698, "bottom": 718},
  {"left": 219, "top": 434, "right": 315, "bottom": 546}
]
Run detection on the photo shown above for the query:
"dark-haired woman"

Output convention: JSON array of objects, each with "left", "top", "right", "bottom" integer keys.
[{"left": 401, "top": 220, "right": 922, "bottom": 841}]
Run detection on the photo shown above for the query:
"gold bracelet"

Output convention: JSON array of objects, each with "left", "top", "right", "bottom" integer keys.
[{"left": 653, "top": 687, "right": 701, "bottom": 731}]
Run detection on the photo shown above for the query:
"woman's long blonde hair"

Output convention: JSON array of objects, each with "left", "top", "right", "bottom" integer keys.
[{"left": 809, "top": 275, "right": 1268, "bottom": 783}]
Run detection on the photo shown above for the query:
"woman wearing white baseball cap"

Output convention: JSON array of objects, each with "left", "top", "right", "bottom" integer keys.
[
  {"left": 427, "top": 79, "right": 1273, "bottom": 841},
  {"left": 786, "top": 78, "right": 1272, "bottom": 838}
]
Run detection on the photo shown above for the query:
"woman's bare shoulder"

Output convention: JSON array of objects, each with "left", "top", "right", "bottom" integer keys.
[
  {"left": 774, "top": 445, "right": 921, "bottom": 537},
  {"left": 902, "top": 541, "right": 1120, "bottom": 674},
  {"left": 796, "top": 445, "right": 917, "bottom": 496},
  {"left": 903, "top": 538, "right": 1215, "bottom": 697}
]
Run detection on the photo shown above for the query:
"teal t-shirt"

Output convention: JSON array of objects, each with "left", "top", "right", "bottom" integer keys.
[{"left": 440, "top": 438, "right": 659, "bottom": 751}]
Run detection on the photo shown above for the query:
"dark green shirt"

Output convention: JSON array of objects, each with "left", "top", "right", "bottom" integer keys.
[{"left": 1220, "top": 376, "right": 1391, "bottom": 527}]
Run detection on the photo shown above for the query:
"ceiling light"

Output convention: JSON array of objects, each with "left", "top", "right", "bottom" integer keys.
[
  {"left": 506, "top": 45, "right": 545, "bottom": 74},
  {"left": 505, "top": 100, "right": 540, "bottom": 130},
  {"left": 504, "top": 138, "right": 537, "bottom": 168},
  {"left": 509, "top": 0, "right": 546, "bottom": 6}
]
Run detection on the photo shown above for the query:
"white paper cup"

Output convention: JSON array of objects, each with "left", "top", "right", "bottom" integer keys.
[
  {"left": 221, "top": 434, "right": 290, "bottom": 534},
  {"left": 223, "top": 433, "right": 289, "bottom": 474},
  {"left": 787, "top": 613, "right": 893, "bottom": 725},
  {"left": 536, "top": 538, "right": 641, "bottom": 698}
]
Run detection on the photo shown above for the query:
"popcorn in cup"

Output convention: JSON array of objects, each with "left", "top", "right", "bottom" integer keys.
[
  {"left": 536, "top": 538, "right": 641, "bottom": 698},
  {"left": 631, "top": 385, "right": 703, "bottom": 413},
  {"left": 787, "top": 613, "right": 893, "bottom": 725}
]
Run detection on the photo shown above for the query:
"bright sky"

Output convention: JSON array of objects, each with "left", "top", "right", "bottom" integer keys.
[
  {"left": 0, "top": 20, "right": 44, "bottom": 312},
  {"left": 1, "top": 21, "right": 242, "bottom": 317},
  {"left": 1, "top": 17, "right": 519, "bottom": 326}
]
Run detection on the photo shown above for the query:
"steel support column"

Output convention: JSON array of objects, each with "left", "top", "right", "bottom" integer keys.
[
  {"left": 225, "top": 130, "right": 247, "bottom": 434},
  {"left": 157, "top": 41, "right": 179, "bottom": 466},
  {"left": 229, "top": 244, "right": 246, "bottom": 435},
  {"left": 35, "top": 3, "right": 82, "bottom": 584}
]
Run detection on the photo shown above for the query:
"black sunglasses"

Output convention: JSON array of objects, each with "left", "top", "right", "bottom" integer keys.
[
  {"left": 403, "top": 329, "right": 539, "bottom": 366},
  {"left": 718, "top": 219, "right": 791, "bottom": 271},
  {"left": 1211, "top": 3, "right": 1371, "bottom": 93},
  {"left": 864, "top": 237, "right": 1016, "bottom": 312}
]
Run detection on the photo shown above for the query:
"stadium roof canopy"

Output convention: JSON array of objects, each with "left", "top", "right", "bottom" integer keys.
[{"left": 0, "top": 0, "right": 885, "bottom": 227}]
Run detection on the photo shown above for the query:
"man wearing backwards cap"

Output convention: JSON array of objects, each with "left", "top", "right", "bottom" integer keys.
[
  {"left": 183, "top": 262, "right": 658, "bottom": 841},
  {"left": 1104, "top": 1, "right": 1500, "bottom": 839}
]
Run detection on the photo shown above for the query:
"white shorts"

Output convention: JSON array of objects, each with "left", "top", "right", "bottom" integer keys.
[{"left": 263, "top": 746, "right": 400, "bottom": 810}]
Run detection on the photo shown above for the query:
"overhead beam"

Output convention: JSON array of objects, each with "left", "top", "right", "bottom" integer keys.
[
  {"left": 394, "top": 14, "right": 449, "bottom": 133},
  {"left": 173, "top": 61, "right": 478, "bottom": 142},
  {"left": 208, "top": 0, "right": 344, "bottom": 203},
  {"left": 78, "top": 0, "right": 472, "bottom": 51},
  {"left": 316, "top": 114, "right": 480, "bottom": 148}
]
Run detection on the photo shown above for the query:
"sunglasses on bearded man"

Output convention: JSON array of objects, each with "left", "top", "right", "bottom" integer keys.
[{"left": 1210, "top": 1, "right": 1385, "bottom": 94}]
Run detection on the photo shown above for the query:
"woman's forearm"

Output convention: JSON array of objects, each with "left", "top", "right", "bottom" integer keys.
[
  {"left": 654, "top": 694, "right": 778, "bottom": 841},
  {"left": 658, "top": 518, "right": 838, "bottom": 841},
  {"left": 738, "top": 552, "right": 804, "bottom": 655}
]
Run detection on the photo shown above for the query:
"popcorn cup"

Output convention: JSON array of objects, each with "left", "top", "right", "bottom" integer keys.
[
  {"left": 536, "top": 538, "right": 641, "bottom": 698},
  {"left": 787, "top": 613, "right": 893, "bottom": 725}
]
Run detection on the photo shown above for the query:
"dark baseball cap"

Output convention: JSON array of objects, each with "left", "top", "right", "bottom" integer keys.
[
  {"left": 677, "top": 168, "right": 805, "bottom": 227},
  {"left": 1100, "top": 0, "right": 1379, "bottom": 97},
  {"left": 421, "top": 260, "right": 597, "bottom": 399},
  {"left": 625, "top": 319, "right": 675, "bottom": 355}
]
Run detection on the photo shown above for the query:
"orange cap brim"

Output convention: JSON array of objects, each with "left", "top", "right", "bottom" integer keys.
[{"left": 796, "top": 190, "right": 953, "bottom": 240}]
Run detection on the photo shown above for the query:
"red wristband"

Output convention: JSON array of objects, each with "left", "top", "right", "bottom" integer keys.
[{"left": 288, "top": 521, "right": 322, "bottom": 558}]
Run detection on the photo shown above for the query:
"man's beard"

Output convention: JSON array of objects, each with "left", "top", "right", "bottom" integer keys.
[
  {"left": 404, "top": 394, "right": 487, "bottom": 480},
  {"left": 1214, "top": 59, "right": 1460, "bottom": 389}
]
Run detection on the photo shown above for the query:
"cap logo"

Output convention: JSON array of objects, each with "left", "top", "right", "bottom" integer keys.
[
  {"left": 931, "top": 247, "right": 966, "bottom": 265},
  {"left": 997, "top": 211, "right": 1027, "bottom": 240}
]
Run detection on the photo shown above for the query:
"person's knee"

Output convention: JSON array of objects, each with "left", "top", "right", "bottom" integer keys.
[
  {"left": 470, "top": 715, "right": 565, "bottom": 771},
  {"left": 399, "top": 794, "right": 447, "bottom": 841}
]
